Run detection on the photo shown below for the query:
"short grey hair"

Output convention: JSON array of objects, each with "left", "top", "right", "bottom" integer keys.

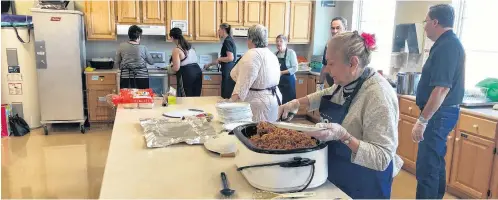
[
  {"left": 276, "top": 34, "right": 288, "bottom": 43},
  {"left": 247, "top": 24, "right": 268, "bottom": 48}
]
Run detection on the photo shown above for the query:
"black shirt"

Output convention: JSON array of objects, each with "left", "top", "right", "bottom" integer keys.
[
  {"left": 416, "top": 30, "right": 465, "bottom": 107},
  {"left": 221, "top": 36, "right": 236, "bottom": 63}
]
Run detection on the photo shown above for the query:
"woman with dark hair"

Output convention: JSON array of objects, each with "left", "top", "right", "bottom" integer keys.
[
  {"left": 205, "top": 23, "right": 237, "bottom": 99},
  {"left": 169, "top": 28, "right": 202, "bottom": 97},
  {"left": 114, "top": 25, "right": 154, "bottom": 89}
]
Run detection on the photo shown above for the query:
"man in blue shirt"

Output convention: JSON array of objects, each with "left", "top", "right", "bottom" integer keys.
[{"left": 412, "top": 4, "right": 465, "bottom": 199}]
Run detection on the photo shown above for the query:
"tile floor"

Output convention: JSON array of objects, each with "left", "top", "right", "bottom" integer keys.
[{"left": 1, "top": 123, "right": 457, "bottom": 199}]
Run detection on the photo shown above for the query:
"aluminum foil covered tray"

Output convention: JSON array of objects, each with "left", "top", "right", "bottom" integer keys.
[{"left": 139, "top": 117, "right": 217, "bottom": 148}]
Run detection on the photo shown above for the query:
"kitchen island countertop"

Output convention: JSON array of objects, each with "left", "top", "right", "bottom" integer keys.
[{"left": 99, "top": 97, "right": 350, "bottom": 199}]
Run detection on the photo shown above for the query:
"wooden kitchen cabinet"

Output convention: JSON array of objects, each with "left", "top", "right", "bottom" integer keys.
[
  {"left": 289, "top": 0, "right": 312, "bottom": 43},
  {"left": 86, "top": 73, "right": 117, "bottom": 122},
  {"left": 195, "top": 0, "right": 221, "bottom": 41},
  {"left": 489, "top": 152, "right": 498, "bottom": 198},
  {"left": 265, "top": 1, "right": 289, "bottom": 40},
  {"left": 166, "top": 0, "right": 195, "bottom": 40},
  {"left": 201, "top": 85, "right": 221, "bottom": 97},
  {"left": 445, "top": 131, "right": 456, "bottom": 184},
  {"left": 142, "top": 0, "right": 166, "bottom": 24},
  {"left": 449, "top": 131, "right": 495, "bottom": 199},
  {"left": 244, "top": 0, "right": 265, "bottom": 27},
  {"left": 84, "top": 1, "right": 116, "bottom": 40},
  {"left": 295, "top": 75, "right": 308, "bottom": 115},
  {"left": 398, "top": 114, "right": 419, "bottom": 174},
  {"left": 222, "top": 0, "right": 244, "bottom": 26},
  {"left": 117, "top": 1, "right": 141, "bottom": 24}
]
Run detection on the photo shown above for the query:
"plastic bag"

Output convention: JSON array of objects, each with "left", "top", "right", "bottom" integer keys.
[
  {"left": 476, "top": 78, "right": 498, "bottom": 101},
  {"left": 8, "top": 114, "right": 30, "bottom": 137}
]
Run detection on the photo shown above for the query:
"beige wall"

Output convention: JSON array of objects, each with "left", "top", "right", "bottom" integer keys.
[{"left": 13, "top": 0, "right": 84, "bottom": 15}]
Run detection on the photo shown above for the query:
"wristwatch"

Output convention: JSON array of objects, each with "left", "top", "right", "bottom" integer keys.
[
  {"left": 342, "top": 135, "right": 353, "bottom": 145},
  {"left": 418, "top": 115, "right": 429, "bottom": 124}
]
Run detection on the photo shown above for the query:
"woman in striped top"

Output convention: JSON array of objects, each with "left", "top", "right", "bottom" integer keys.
[{"left": 114, "top": 25, "right": 154, "bottom": 89}]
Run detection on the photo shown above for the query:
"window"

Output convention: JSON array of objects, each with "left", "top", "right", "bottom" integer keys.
[
  {"left": 352, "top": 0, "right": 397, "bottom": 73},
  {"left": 453, "top": 0, "right": 498, "bottom": 88}
]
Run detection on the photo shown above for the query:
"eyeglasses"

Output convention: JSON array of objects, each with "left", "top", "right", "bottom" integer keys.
[
  {"left": 330, "top": 27, "right": 342, "bottom": 30},
  {"left": 423, "top": 19, "right": 436, "bottom": 25}
]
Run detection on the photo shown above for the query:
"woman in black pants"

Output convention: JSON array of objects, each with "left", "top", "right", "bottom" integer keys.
[{"left": 169, "top": 28, "right": 202, "bottom": 97}]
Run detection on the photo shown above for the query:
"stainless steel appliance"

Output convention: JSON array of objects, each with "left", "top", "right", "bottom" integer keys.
[
  {"left": 396, "top": 72, "right": 421, "bottom": 95},
  {"left": 147, "top": 51, "right": 168, "bottom": 96},
  {"left": 31, "top": 8, "right": 86, "bottom": 133}
]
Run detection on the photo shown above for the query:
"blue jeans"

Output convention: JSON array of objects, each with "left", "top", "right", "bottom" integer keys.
[{"left": 416, "top": 106, "right": 460, "bottom": 199}]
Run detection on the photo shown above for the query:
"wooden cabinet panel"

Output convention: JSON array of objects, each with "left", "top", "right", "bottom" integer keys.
[
  {"left": 202, "top": 74, "right": 222, "bottom": 85},
  {"left": 87, "top": 84, "right": 116, "bottom": 122},
  {"left": 289, "top": 1, "right": 312, "bottom": 43},
  {"left": 117, "top": 1, "right": 141, "bottom": 24},
  {"left": 195, "top": 0, "right": 221, "bottom": 41},
  {"left": 295, "top": 75, "right": 307, "bottom": 115},
  {"left": 445, "top": 131, "right": 456, "bottom": 184},
  {"left": 142, "top": 0, "right": 165, "bottom": 24},
  {"left": 399, "top": 97, "right": 421, "bottom": 117},
  {"left": 266, "top": 1, "right": 289, "bottom": 42},
  {"left": 244, "top": 0, "right": 265, "bottom": 27},
  {"left": 84, "top": 1, "right": 116, "bottom": 40},
  {"left": 459, "top": 113, "right": 497, "bottom": 139},
  {"left": 489, "top": 153, "right": 498, "bottom": 198},
  {"left": 222, "top": 0, "right": 243, "bottom": 26},
  {"left": 449, "top": 132, "right": 495, "bottom": 199},
  {"left": 201, "top": 85, "right": 221, "bottom": 97},
  {"left": 398, "top": 114, "right": 418, "bottom": 174},
  {"left": 166, "top": 0, "right": 195, "bottom": 40},
  {"left": 86, "top": 73, "right": 116, "bottom": 86}
]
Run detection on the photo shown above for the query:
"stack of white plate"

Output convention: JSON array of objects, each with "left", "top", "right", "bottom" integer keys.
[{"left": 215, "top": 102, "right": 253, "bottom": 123}]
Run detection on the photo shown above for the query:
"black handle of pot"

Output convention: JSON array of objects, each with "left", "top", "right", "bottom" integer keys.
[{"left": 237, "top": 157, "right": 315, "bottom": 171}]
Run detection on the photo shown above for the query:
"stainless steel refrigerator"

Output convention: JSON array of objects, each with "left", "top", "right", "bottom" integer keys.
[{"left": 31, "top": 8, "right": 86, "bottom": 131}]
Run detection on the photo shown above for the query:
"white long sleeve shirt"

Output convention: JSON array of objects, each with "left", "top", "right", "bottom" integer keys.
[{"left": 231, "top": 48, "right": 282, "bottom": 122}]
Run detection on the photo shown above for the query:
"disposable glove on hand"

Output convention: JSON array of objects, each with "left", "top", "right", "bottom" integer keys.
[
  {"left": 411, "top": 119, "right": 427, "bottom": 142},
  {"left": 306, "top": 123, "right": 350, "bottom": 141},
  {"left": 277, "top": 99, "right": 300, "bottom": 121}
]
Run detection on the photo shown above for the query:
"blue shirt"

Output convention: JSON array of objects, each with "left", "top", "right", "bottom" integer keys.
[{"left": 416, "top": 30, "right": 465, "bottom": 107}]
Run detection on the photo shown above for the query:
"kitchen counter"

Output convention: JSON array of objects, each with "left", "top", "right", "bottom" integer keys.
[
  {"left": 83, "top": 69, "right": 119, "bottom": 74},
  {"left": 398, "top": 95, "right": 498, "bottom": 120},
  {"left": 99, "top": 97, "right": 350, "bottom": 199}
]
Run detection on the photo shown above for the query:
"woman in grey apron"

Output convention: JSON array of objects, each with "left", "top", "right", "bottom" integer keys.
[
  {"left": 275, "top": 35, "right": 297, "bottom": 104},
  {"left": 115, "top": 25, "right": 154, "bottom": 89},
  {"left": 278, "top": 31, "right": 402, "bottom": 199}
]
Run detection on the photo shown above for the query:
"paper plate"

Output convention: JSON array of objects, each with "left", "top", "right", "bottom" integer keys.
[
  {"left": 204, "top": 134, "right": 237, "bottom": 154},
  {"left": 271, "top": 122, "right": 326, "bottom": 132},
  {"left": 223, "top": 122, "right": 252, "bottom": 131}
]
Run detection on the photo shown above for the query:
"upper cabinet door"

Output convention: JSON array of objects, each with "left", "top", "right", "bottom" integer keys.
[
  {"left": 195, "top": 0, "right": 221, "bottom": 41},
  {"left": 222, "top": 0, "right": 243, "bottom": 26},
  {"left": 289, "top": 0, "right": 312, "bottom": 43},
  {"left": 244, "top": 0, "right": 265, "bottom": 27},
  {"left": 166, "top": 0, "right": 195, "bottom": 40},
  {"left": 117, "top": 1, "right": 141, "bottom": 24},
  {"left": 142, "top": 0, "right": 165, "bottom": 25},
  {"left": 84, "top": 1, "right": 116, "bottom": 40},
  {"left": 265, "top": 1, "right": 289, "bottom": 41}
]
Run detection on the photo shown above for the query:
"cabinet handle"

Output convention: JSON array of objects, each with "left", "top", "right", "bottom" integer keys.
[
  {"left": 460, "top": 133, "right": 468, "bottom": 138},
  {"left": 189, "top": 34, "right": 192, "bottom": 37},
  {"left": 448, "top": 135, "right": 452, "bottom": 139},
  {"left": 455, "top": 137, "right": 460, "bottom": 142},
  {"left": 472, "top": 124, "right": 478, "bottom": 129},
  {"left": 408, "top": 107, "right": 412, "bottom": 111}
]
